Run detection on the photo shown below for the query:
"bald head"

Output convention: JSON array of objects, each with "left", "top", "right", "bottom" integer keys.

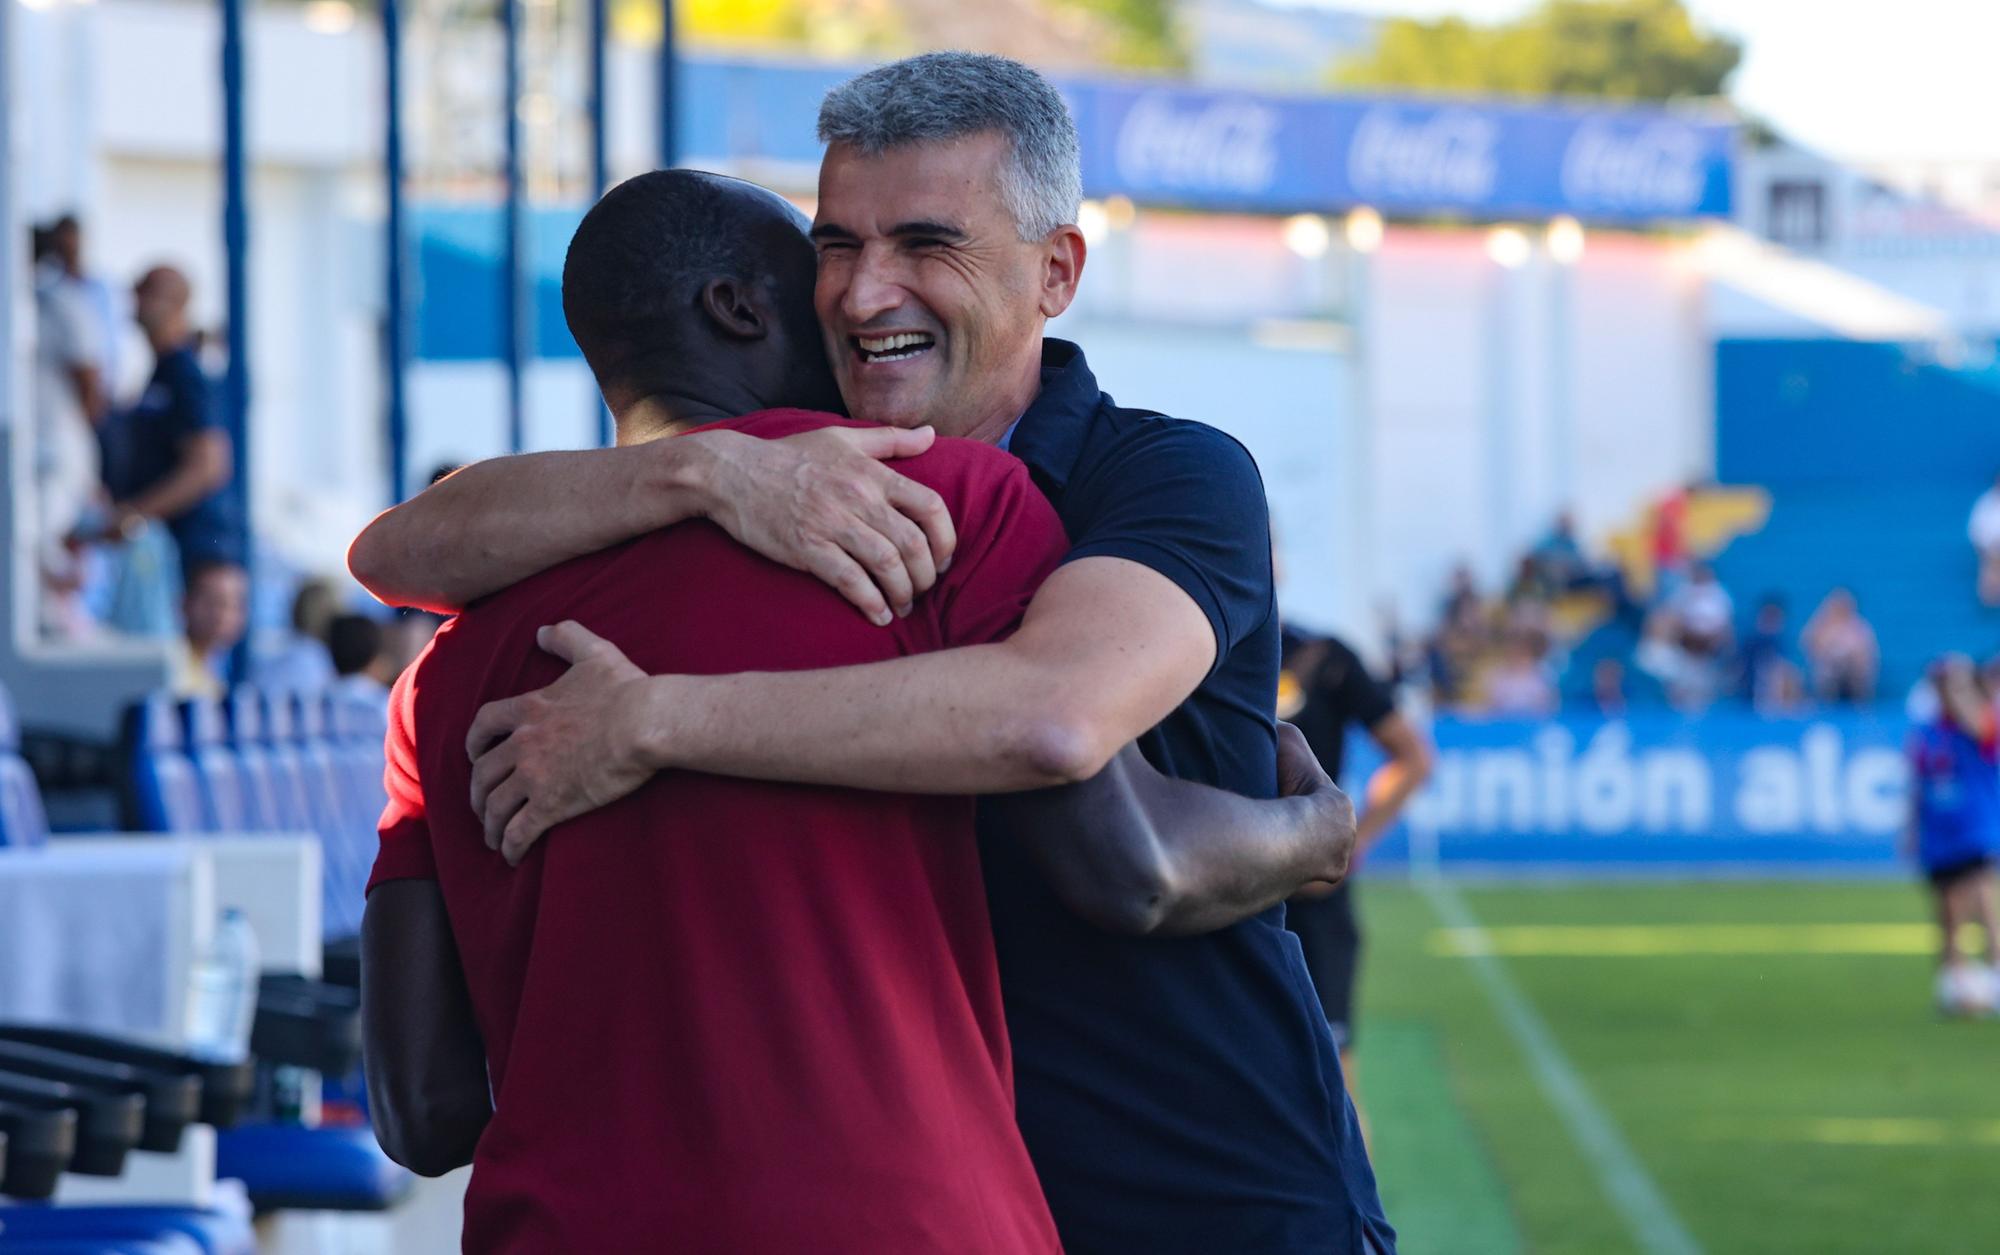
[
  {"left": 560, "top": 169, "right": 842, "bottom": 436},
  {"left": 134, "top": 265, "right": 193, "bottom": 348}
]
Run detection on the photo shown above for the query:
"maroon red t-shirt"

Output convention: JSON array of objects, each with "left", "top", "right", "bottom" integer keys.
[{"left": 368, "top": 410, "right": 1066, "bottom": 1254}]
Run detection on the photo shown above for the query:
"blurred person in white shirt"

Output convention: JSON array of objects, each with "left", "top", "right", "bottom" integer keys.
[
  {"left": 1669, "top": 562, "right": 1734, "bottom": 658},
  {"left": 30, "top": 221, "right": 110, "bottom": 637}
]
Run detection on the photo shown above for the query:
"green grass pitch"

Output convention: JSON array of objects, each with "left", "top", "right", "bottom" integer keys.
[{"left": 1354, "top": 879, "right": 2000, "bottom": 1254}]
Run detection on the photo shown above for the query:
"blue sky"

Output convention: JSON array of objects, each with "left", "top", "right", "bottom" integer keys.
[{"left": 1272, "top": 0, "right": 2000, "bottom": 163}]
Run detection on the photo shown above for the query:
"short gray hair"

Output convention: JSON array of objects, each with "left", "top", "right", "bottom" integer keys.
[{"left": 817, "top": 52, "right": 1083, "bottom": 242}]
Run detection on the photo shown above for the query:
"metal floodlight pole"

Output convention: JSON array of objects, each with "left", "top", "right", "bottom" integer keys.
[
  {"left": 501, "top": 0, "right": 527, "bottom": 455},
  {"left": 383, "top": 0, "right": 410, "bottom": 502},
  {"left": 657, "top": 0, "right": 676, "bottom": 167},
  {"left": 220, "top": 0, "right": 251, "bottom": 680},
  {"left": 589, "top": 0, "right": 611, "bottom": 447}
]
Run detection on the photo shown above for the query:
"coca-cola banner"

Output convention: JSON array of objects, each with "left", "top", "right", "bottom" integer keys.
[
  {"left": 676, "top": 58, "right": 1735, "bottom": 223},
  {"left": 1086, "top": 86, "right": 1733, "bottom": 221}
]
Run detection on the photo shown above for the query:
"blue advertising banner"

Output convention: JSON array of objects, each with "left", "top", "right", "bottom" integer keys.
[
  {"left": 676, "top": 57, "right": 1735, "bottom": 223},
  {"left": 1357, "top": 711, "right": 1910, "bottom": 874},
  {"left": 415, "top": 60, "right": 1737, "bottom": 359},
  {"left": 1076, "top": 85, "right": 1734, "bottom": 221}
]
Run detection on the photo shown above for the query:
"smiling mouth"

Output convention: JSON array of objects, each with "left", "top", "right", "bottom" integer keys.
[{"left": 853, "top": 332, "right": 936, "bottom": 364}]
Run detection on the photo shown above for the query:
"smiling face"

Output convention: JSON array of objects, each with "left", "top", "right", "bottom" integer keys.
[{"left": 810, "top": 133, "right": 1083, "bottom": 439}]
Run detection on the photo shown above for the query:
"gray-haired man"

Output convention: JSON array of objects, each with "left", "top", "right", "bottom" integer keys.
[{"left": 351, "top": 52, "right": 1395, "bottom": 1254}]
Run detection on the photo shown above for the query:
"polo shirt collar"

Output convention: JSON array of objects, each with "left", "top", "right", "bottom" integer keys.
[{"left": 1007, "top": 338, "right": 1100, "bottom": 496}]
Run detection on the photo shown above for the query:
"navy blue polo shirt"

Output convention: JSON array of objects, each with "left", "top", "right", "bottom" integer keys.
[
  {"left": 978, "top": 340, "right": 1394, "bottom": 1254},
  {"left": 109, "top": 344, "right": 241, "bottom": 566}
]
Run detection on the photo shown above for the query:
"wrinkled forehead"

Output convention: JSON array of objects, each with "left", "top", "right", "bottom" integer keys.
[{"left": 814, "top": 134, "right": 1014, "bottom": 233}]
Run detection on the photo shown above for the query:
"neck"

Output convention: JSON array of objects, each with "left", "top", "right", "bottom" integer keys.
[
  {"left": 149, "top": 322, "right": 190, "bottom": 355},
  {"left": 611, "top": 381, "right": 769, "bottom": 447},
  {"left": 614, "top": 396, "right": 707, "bottom": 446},
  {"left": 954, "top": 347, "right": 1043, "bottom": 446}
]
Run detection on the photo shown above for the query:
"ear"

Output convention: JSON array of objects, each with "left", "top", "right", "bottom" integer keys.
[
  {"left": 1038, "top": 225, "right": 1086, "bottom": 320},
  {"left": 699, "top": 276, "right": 769, "bottom": 341}
]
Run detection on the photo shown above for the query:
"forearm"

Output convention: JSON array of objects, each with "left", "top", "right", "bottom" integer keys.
[
  {"left": 1137, "top": 773, "right": 1344, "bottom": 936},
  {"left": 1354, "top": 760, "right": 1423, "bottom": 850},
  {"left": 349, "top": 440, "right": 709, "bottom": 612},
  {"left": 123, "top": 451, "right": 228, "bottom": 523},
  {"left": 990, "top": 745, "right": 1347, "bottom": 938},
  {"left": 633, "top": 560, "right": 1203, "bottom": 795},
  {"left": 642, "top": 646, "right": 1110, "bottom": 794},
  {"left": 361, "top": 883, "right": 492, "bottom": 1176}
]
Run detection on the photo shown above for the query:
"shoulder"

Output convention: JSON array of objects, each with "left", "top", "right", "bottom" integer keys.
[
  {"left": 1072, "top": 408, "right": 1270, "bottom": 531},
  {"left": 160, "top": 351, "right": 211, "bottom": 395},
  {"left": 709, "top": 407, "right": 848, "bottom": 441},
  {"left": 1092, "top": 409, "right": 1263, "bottom": 482}
]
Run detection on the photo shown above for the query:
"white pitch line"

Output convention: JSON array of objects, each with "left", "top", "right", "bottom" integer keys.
[{"left": 1418, "top": 874, "right": 1704, "bottom": 1255}]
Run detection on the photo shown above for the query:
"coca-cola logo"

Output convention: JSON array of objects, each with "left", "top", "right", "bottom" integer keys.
[
  {"left": 1114, "top": 93, "right": 1280, "bottom": 195},
  {"left": 1561, "top": 121, "right": 1708, "bottom": 213},
  {"left": 1347, "top": 106, "right": 1499, "bottom": 204}
]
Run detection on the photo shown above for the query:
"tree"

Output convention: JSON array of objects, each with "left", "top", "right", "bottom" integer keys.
[
  {"left": 1334, "top": 0, "right": 1741, "bottom": 102},
  {"left": 1049, "top": 0, "right": 1186, "bottom": 70}
]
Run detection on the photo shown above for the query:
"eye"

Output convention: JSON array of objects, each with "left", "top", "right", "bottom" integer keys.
[{"left": 904, "top": 236, "right": 948, "bottom": 252}]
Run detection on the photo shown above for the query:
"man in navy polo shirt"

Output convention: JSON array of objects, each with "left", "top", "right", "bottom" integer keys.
[
  {"left": 351, "top": 53, "right": 1392, "bottom": 1255},
  {"left": 106, "top": 266, "right": 240, "bottom": 569}
]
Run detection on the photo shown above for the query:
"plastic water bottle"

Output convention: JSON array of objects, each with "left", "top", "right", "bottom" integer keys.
[{"left": 186, "top": 908, "right": 260, "bottom": 1063}]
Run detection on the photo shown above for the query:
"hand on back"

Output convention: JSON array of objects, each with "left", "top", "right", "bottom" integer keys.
[{"left": 698, "top": 423, "right": 957, "bottom": 626}]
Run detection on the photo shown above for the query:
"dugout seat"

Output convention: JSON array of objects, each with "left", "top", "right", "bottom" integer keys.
[
  {"left": 120, "top": 697, "right": 205, "bottom": 834},
  {"left": 0, "top": 684, "right": 50, "bottom": 849},
  {"left": 178, "top": 699, "right": 248, "bottom": 833}
]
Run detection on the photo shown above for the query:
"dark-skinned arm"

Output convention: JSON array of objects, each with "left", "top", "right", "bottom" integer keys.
[
  {"left": 991, "top": 724, "right": 1354, "bottom": 937},
  {"left": 361, "top": 880, "right": 491, "bottom": 1177}
]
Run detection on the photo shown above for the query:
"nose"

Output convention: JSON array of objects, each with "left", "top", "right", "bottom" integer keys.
[{"left": 840, "top": 242, "right": 904, "bottom": 328}]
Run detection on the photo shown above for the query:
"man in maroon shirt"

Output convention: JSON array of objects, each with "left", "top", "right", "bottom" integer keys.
[{"left": 362, "top": 171, "right": 1354, "bottom": 1251}]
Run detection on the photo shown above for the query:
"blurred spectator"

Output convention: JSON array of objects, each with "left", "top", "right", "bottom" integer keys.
[
  {"left": 382, "top": 609, "right": 445, "bottom": 677},
  {"left": 252, "top": 578, "right": 340, "bottom": 692},
  {"left": 1500, "top": 558, "right": 1554, "bottom": 654},
  {"left": 1759, "top": 662, "right": 1810, "bottom": 717},
  {"left": 1440, "top": 562, "right": 1486, "bottom": 629},
  {"left": 1590, "top": 658, "right": 1629, "bottom": 718},
  {"left": 1528, "top": 511, "right": 1587, "bottom": 592},
  {"left": 1803, "top": 588, "right": 1880, "bottom": 704},
  {"left": 1483, "top": 635, "right": 1557, "bottom": 718},
  {"left": 1740, "top": 596, "right": 1789, "bottom": 698},
  {"left": 328, "top": 614, "right": 395, "bottom": 713},
  {"left": 105, "top": 266, "right": 239, "bottom": 572},
  {"left": 1527, "top": 509, "right": 1630, "bottom": 613},
  {"left": 1635, "top": 608, "right": 1717, "bottom": 711},
  {"left": 1650, "top": 482, "right": 1691, "bottom": 595},
  {"left": 171, "top": 560, "right": 248, "bottom": 700},
  {"left": 1906, "top": 654, "right": 2000, "bottom": 1016},
  {"left": 45, "top": 216, "right": 122, "bottom": 386},
  {"left": 1969, "top": 472, "right": 2000, "bottom": 605},
  {"left": 1670, "top": 562, "right": 1734, "bottom": 659},
  {"left": 31, "top": 220, "right": 110, "bottom": 637}
]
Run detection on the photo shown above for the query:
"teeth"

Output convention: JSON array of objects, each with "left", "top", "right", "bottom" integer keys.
[{"left": 857, "top": 333, "right": 934, "bottom": 354}]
